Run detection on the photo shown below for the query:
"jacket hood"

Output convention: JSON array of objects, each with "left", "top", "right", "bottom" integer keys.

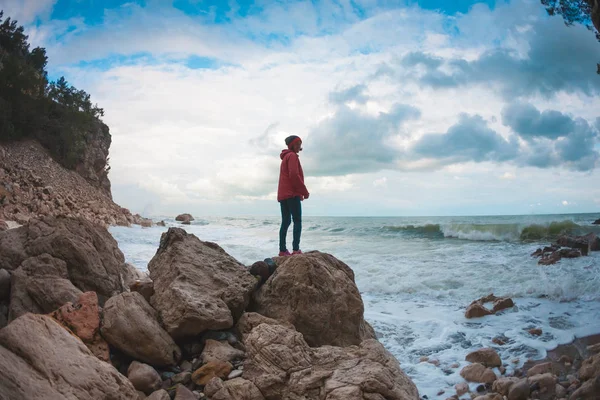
[{"left": 280, "top": 149, "right": 295, "bottom": 160}]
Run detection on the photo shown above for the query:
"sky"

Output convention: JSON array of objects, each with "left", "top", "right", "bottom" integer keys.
[{"left": 2, "top": 0, "right": 600, "bottom": 217}]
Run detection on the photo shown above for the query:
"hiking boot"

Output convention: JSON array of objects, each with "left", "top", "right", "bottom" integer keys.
[
  {"left": 292, "top": 250, "right": 303, "bottom": 255},
  {"left": 279, "top": 250, "right": 291, "bottom": 256}
]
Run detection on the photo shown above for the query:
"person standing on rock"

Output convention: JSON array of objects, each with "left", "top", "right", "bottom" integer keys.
[{"left": 277, "top": 135, "right": 309, "bottom": 256}]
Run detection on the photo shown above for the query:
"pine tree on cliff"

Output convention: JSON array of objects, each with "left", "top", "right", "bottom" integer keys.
[
  {"left": 540, "top": 0, "right": 600, "bottom": 73},
  {"left": 0, "top": 10, "right": 105, "bottom": 168}
]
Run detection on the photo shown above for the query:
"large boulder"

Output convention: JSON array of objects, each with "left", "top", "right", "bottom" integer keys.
[
  {"left": 579, "top": 353, "right": 600, "bottom": 381},
  {"left": 9, "top": 253, "right": 82, "bottom": 321},
  {"left": 0, "top": 216, "right": 130, "bottom": 302},
  {"left": 466, "top": 348, "right": 502, "bottom": 368},
  {"left": 148, "top": 228, "right": 256, "bottom": 339},
  {"left": 101, "top": 291, "right": 181, "bottom": 366},
  {"left": 242, "top": 322, "right": 419, "bottom": 400},
  {"left": 0, "top": 313, "right": 138, "bottom": 399},
  {"left": 252, "top": 251, "right": 376, "bottom": 347},
  {"left": 50, "top": 291, "right": 109, "bottom": 361},
  {"left": 460, "top": 363, "right": 497, "bottom": 383}
]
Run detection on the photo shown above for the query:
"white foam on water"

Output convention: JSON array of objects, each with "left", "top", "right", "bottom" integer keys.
[{"left": 365, "top": 295, "right": 600, "bottom": 398}]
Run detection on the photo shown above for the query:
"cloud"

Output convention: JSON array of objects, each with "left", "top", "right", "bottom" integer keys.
[
  {"left": 373, "top": 177, "right": 388, "bottom": 187},
  {"left": 500, "top": 172, "right": 515, "bottom": 180},
  {"left": 396, "top": 17, "right": 600, "bottom": 99},
  {"left": 554, "top": 119, "right": 599, "bottom": 171},
  {"left": 562, "top": 200, "right": 569, "bottom": 206},
  {"left": 328, "top": 84, "right": 369, "bottom": 105},
  {"left": 0, "top": 0, "right": 56, "bottom": 24},
  {"left": 22, "top": 0, "right": 600, "bottom": 215},
  {"left": 501, "top": 103, "right": 575, "bottom": 140},
  {"left": 410, "top": 114, "right": 520, "bottom": 165},
  {"left": 306, "top": 103, "right": 421, "bottom": 176}
]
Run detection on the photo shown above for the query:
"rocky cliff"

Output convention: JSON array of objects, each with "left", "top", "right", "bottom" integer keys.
[
  {"left": 35, "top": 119, "right": 113, "bottom": 199},
  {"left": 0, "top": 140, "right": 150, "bottom": 228}
]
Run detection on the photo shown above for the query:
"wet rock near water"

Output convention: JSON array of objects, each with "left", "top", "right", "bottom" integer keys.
[
  {"left": 465, "top": 293, "right": 515, "bottom": 319},
  {"left": 176, "top": 213, "right": 194, "bottom": 225},
  {"left": 532, "top": 232, "right": 600, "bottom": 265},
  {"left": 450, "top": 333, "right": 600, "bottom": 400}
]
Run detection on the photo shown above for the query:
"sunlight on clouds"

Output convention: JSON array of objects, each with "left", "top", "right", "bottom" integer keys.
[
  {"left": 21, "top": 0, "right": 600, "bottom": 215},
  {"left": 307, "top": 176, "right": 356, "bottom": 192},
  {"left": 373, "top": 177, "right": 388, "bottom": 187},
  {"left": 500, "top": 172, "right": 516, "bottom": 180}
]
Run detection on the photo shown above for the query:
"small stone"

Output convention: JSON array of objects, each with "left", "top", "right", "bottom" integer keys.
[
  {"left": 528, "top": 328, "right": 542, "bottom": 336},
  {"left": 127, "top": 361, "right": 162, "bottom": 395},
  {"left": 526, "top": 362, "right": 553, "bottom": 377},
  {"left": 172, "top": 371, "right": 191, "bottom": 385},
  {"left": 191, "top": 361, "right": 233, "bottom": 386},
  {"left": 450, "top": 363, "right": 460, "bottom": 369},
  {"left": 227, "top": 369, "right": 243, "bottom": 380},
  {"left": 455, "top": 382, "right": 469, "bottom": 396},
  {"left": 492, "top": 337, "right": 506, "bottom": 346},
  {"left": 420, "top": 356, "right": 429, "bottom": 362},
  {"left": 174, "top": 384, "right": 196, "bottom": 400},
  {"left": 161, "top": 371, "right": 176, "bottom": 380},
  {"left": 146, "top": 390, "right": 170, "bottom": 400},
  {"left": 437, "top": 390, "right": 445, "bottom": 396},
  {"left": 512, "top": 358, "right": 520, "bottom": 364},
  {"left": 180, "top": 360, "right": 192, "bottom": 372},
  {"left": 558, "top": 355, "right": 572, "bottom": 364},
  {"left": 429, "top": 359, "right": 440, "bottom": 366}
]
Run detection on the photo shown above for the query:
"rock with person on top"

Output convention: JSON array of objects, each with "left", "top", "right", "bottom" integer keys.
[{"left": 252, "top": 251, "right": 376, "bottom": 347}]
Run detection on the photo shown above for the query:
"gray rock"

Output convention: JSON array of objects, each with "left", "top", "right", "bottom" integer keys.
[
  {"left": 128, "top": 361, "right": 162, "bottom": 395},
  {"left": 0, "top": 314, "right": 137, "bottom": 399},
  {"left": 148, "top": 228, "right": 256, "bottom": 339},
  {"left": 101, "top": 291, "right": 181, "bottom": 366},
  {"left": 0, "top": 269, "right": 9, "bottom": 301},
  {"left": 146, "top": 390, "right": 170, "bottom": 400}
]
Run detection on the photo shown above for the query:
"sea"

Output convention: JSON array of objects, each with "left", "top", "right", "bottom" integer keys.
[{"left": 109, "top": 212, "right": 600, "bottom": 399}]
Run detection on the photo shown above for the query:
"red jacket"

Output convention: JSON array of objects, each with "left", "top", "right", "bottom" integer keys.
[{"left": 277, "top": 149, "right": 309, "bottom": 202}]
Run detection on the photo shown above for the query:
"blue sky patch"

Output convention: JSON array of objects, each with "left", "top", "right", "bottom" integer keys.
[{"left": 51, "top": 0, "right": 147, "bottom": 25}]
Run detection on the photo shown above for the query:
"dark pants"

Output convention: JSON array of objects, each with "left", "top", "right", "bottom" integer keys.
[{"left": 279, "top": 196, "right": 302, "bottom": 252}]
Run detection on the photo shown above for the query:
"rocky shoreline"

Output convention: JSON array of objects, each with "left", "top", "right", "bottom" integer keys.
[
  {"left": 1, "top": 216, "right": 599, "bottom": 399},
  {"left": 0, "top": 216, "right": 420, "bottom": 399}
]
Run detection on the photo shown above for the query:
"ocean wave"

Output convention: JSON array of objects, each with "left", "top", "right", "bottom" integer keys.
[{"left": 380, "top": 220, "right": 597, "bottom": 242}]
